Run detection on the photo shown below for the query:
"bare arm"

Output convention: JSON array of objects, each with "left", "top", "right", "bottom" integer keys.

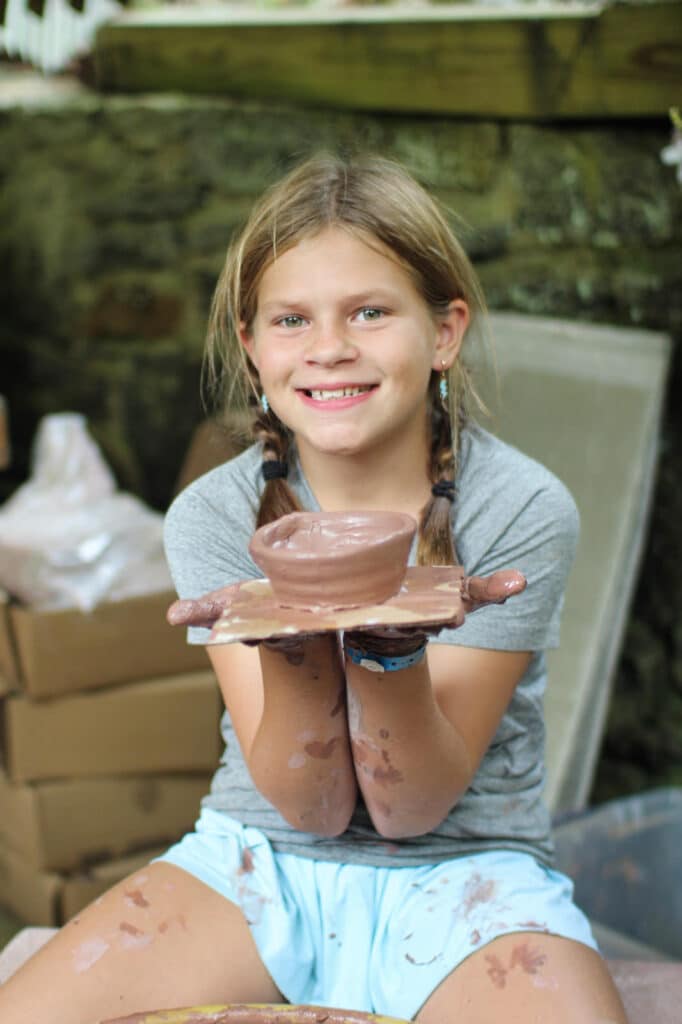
[
  {"left": 342, "top": 570, "right": 530, "bottom": 839},
  {"left": 344, "top": 644, "right": 530, "bottom": 839},
  {"left": 207, "top": 634, "right": 358, "bottom": 837},
  {"left": 170, "top": 568, "right": 527, "bottom": 840}
]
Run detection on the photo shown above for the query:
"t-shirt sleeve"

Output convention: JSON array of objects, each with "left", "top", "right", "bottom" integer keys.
[
  {"left": 163, "top": 462, "right": 261, "bottom": 644},
  {"left": 437, "top": 461, "right": 580, "bottom": 653}
]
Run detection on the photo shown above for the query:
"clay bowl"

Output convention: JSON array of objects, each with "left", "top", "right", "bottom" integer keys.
[{"left": 248, "top": 510, "right": 417, "bottom": 610}]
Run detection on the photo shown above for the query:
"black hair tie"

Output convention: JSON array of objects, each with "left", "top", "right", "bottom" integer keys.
[
  {"left": 262, "top": 460, "right": 288, "bottom": 481},
  {"left": 431, "top": 479, "right": 455, "bottom": 502}
]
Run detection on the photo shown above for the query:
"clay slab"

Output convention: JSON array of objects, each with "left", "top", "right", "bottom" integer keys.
[{"left": 207, "top": 566, "right": 465, "bottom": 645}]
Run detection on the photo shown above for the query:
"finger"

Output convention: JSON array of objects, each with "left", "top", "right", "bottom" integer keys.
[
  {"left": 462, "top": 569, "right": 526, "bottom": 611},
  {"left": 359, "top": 626, "right": 419, "bottom": 640},
  {"left": 167, "top": 583, "right": 242, "bottom": 627},
  {"left": 166, "top": 596, "right": 229, "bottom": 628},
  {"left": 246, "top": 631, "right": 322, "bottom": 650},
  {"left": 348, "top": 623, "right": 436, "bottom": 640}
]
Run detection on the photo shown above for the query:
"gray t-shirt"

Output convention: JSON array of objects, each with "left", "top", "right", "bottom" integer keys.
[{"left": 164, "top": 424, "right": 579, "bottom": 868}]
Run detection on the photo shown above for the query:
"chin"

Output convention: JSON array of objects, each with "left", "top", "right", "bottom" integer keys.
[
  {"left": 301, "top": 430, "right": 368, "bottom": 456},
  {"left": 316, "top": 442, "right": 365, "bottom": 458}
]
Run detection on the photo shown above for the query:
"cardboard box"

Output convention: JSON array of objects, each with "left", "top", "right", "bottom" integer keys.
[
  {"left": 173, "top": 414, "right": 250, "bottom": 496},
  {"left": 0, "top": 769, "right": 209, "bottom": 871},
  {"left": 5, "top": 588, "right": 209, "bottom": 700},
  {"left": 0, "top": 589, "right": 18, "bottom": 696},
  {"left": 60, "top": 845, "right": 169, "bottom": 924},
  {"left": 2, "top": 671, "right": 223, "bottom": 783},
  {"left": 0, "top": 842, "right": 60, "bottom": 926},
  {"left": 2, "top": 415, "right": 242, "bottom": 703},
  {"left": 0, "top": 843, "right": 167, "bottom": 927}
]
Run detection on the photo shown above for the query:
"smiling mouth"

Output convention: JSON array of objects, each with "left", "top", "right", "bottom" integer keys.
[{"left": 304, "top": 386, "right": 375, "bottom": 401}]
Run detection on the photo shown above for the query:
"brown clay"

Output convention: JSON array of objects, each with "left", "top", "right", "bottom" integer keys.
[
  {"left": 248, "top": 511, "right": 416, "bottom": 610},
  {"left": 208, "top": 565, "right": 466, "bottom": 647}
]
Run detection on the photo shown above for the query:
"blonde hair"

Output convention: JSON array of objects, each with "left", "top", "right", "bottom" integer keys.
[{"left": 205, "top": 152, "right": 488, "bottom": 564}]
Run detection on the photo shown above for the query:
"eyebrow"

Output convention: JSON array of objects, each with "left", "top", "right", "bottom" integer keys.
[
  {"left": 259, "top": 290, "right": 399, "bottom": 315},
  {"left": 258, "top": 299, "right": 306, "bottom": 315}
]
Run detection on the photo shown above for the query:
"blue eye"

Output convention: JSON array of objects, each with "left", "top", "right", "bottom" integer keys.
[{"left": 279, "top": 315, "right": 305, "bottom": 328}]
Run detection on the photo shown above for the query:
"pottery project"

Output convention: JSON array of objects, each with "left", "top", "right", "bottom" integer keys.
[{"left": 248, "top": 511, "right": 417, "bottom": 610}]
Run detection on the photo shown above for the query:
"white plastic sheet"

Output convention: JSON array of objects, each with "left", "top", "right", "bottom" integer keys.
[{"left": 0, "top": 413, "right": 173, "bottom": 611}]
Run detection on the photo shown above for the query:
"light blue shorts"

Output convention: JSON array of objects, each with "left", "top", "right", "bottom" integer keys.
[{"left": 158, "top": 807, "right": 597, "bottom": 1019}]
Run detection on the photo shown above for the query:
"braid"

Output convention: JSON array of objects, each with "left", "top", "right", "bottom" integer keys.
[
  {"left": 416, "top": 375, "right": 460, "bottom": 566},
  {"left": 252, "top": 403, "right": 302, "bottom": 528}
]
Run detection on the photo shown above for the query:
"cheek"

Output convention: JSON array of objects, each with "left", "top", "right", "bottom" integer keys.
[
  {"left": 256, "top": 347, "right": 297, "bottom": 391},
  {"left": 257, "top": 349, "right": 282, "bottom": 378},
  {"left": 392, "top": 350, "right": 434, "bottom": 393},
  {"left": 243, "top": 331, "right": 267, "bottom": 373},
  {"left": 239, "top": 324, "right": 258, "bottom": 366}
]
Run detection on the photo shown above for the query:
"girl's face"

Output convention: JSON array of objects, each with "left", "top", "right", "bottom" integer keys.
[{"left": 241, "top": 226, "right": 468, "bottom": 466}]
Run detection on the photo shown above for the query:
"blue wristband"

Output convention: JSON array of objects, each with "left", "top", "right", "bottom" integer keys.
[{"left": 344, "top": 643, "right": 426, "bottom": 674}]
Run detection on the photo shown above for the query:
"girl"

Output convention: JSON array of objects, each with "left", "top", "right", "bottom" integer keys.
[{"left": 0, "top": 154, "right": 628, "bottom": 1023}]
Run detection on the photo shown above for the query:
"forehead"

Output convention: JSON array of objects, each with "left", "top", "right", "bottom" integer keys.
[{"left": 257, "top": 225, "right": 416, "bottom": 298}]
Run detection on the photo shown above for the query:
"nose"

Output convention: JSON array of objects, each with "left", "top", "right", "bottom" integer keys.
[{"left": 304, "top": 319, "right": 359, "bottom": 366}]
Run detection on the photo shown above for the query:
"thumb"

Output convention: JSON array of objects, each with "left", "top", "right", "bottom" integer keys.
[
  {"left": 462, "top": 570, "right": 526, "bottom": 613},
  {"left": 166, "top": 597, "right": 223, "bottom": 628},
  {"left": 166, "top": 584, "right": 240, "bottom": 628}
]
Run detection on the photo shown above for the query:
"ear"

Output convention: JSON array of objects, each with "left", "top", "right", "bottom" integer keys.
[
  {"left": 431, "top": 299, "right": 469, "bottom": 372},
  {"left": 239, "top": 321, "right": 258, "bottom": 368}
]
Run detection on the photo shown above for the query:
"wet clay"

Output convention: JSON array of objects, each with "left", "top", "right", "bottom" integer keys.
[
  {"left": 103, "top": 1004, "right": 408, "bottom": 1023},
  {"left": 169, "top": 510, "right": 526, "bottom": 645},
  {"left": 208, "top": 565, "right": 465, "bottom": 646},
  {"left": 248, "top": 511, "right": 416, "bottom": 610}
]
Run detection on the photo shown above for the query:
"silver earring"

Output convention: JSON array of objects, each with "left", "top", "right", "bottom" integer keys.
[
  {"left": 439, "top": 362, "right": 448, "bottom": 406},
  {"left": 260, "top": 393, "right": 269, "bottom": 414}
]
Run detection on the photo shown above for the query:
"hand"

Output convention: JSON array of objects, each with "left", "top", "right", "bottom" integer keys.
[
  {"left": 167, "top": 586, "right": 328, "bottom": 662},
  {"left": 343, "top": 624, "right": 437, "bottom": 659},
  {"left": 166, "top": 584, "right": 241, "bottom": 630},
  {"left": 248, "top": 632, "right": 336, "bottom": 667},
  {"left": 344, "top": 568, "right": 526, "bottom": 656},
  {"left": 461, "top": 568, "right": 526, "bottom": 614}
]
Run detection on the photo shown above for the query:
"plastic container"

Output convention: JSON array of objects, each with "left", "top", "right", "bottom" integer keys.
[{"left": 553, "top": 788, "right": 682, "bottom": 958}]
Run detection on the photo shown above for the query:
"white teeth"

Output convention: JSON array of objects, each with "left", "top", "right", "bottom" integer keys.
[{"left": 309, "top": 387, "right": 371, "bottom": 401}]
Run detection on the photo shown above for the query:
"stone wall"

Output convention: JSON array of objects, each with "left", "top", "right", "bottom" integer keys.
[{"left": 1, "top": 83, "right": 680, "bottom": 800}]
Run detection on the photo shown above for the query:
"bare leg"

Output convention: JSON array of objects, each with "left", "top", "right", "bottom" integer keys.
[
  {"left": 417, "top": 932, "right": 629, "bottom": 1024},
  {"left": 0, "top": 861, "right": 282, "bottom": 1024}
]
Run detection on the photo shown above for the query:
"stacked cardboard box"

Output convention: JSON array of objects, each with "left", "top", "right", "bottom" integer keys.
[
  {"left": 0, "top": 417, "right": 246, "bottom": 927},
  {"left": 0, "top": 585, "right": 223, "bottom": 927}
]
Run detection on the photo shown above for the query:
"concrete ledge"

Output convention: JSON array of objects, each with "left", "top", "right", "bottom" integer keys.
[
  {"left": 609, "top": 960, "right": 682, "bottom": 1024},
  {"left": 481, "top": 314, "right": 671, "bottom": 813}
]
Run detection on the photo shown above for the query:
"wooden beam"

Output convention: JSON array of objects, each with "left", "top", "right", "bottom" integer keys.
[{"left": 93, "top": 2, "right": 682, "bottom": 119}]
